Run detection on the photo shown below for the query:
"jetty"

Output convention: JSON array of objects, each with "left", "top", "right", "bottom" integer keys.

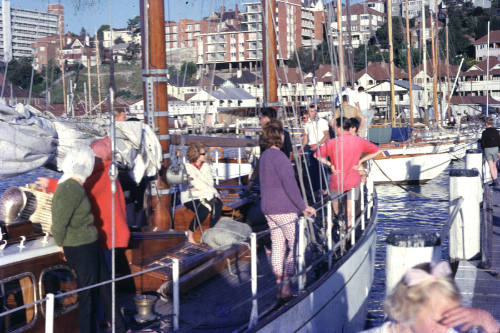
[{"left": 455, "top": 183, "right": 500, "bottom": 322}]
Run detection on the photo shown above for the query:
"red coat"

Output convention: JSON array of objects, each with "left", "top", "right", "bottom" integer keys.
[{"left": 47, "top": 161, "right": 130, "bottom": 249}]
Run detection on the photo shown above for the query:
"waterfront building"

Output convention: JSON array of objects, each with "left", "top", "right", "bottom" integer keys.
[
  {"left": 474, "top": 30, "right": 500, "bottom": 61},
  {"left": 355, "top": 62, "right": 408, "bottom": 90},
  {"left": 328, "top": 3, "right": 385, "bottom": 48},
  {"left": 196, "top": 0, "right": 326, "bottom": 69},
  {"left": 457, "top": 57, "right": 500, "bottom": 99},
  {"left": 0, "top": 0, "right": 62, "bottom": 62}
]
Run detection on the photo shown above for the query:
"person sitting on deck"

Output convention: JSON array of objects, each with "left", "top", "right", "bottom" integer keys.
[
  {"left": 360, "top": 261, "right": 500, "bottom": 333},
  {"left": 114, "top": 109, "right": 127, "bottom": 122},
  {"left": 480, "top": 117, "right": 500, "bottom": 187},
  {"left": 315, "top": 117, "right": 381, "bottom": 231},
  {"left": 259, "top": 120, "right": 316, "bottom": 301},
  {"left": 181, "top": 143, "right": 222, "bottom": 243}
]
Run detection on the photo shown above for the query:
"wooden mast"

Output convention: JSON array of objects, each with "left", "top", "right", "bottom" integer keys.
[
  {"left": 140, "top": 0, "right": 171, "bottom": 230},
  {"left": 405, "top": 0, "right": 414, "bottom": 126},
  {"left": 336, "top": 0, "right": 345, "bottom": 87},
  {"left": 421, "top": 0, "right": 428, "bottom": 123},
  {"left": 87, "top": 55, "right": 92, "bottom": 115},
  {"left": 445, "top": 18, "right": 450, "bottom": 120},
  {"left": 431, "top": 9, "right": 438, "bottom": 123},
  {"left": 95, "top": 34, "right": 103, "bottom": 113},
  {"left": 262, "top": 0, "right": 277, "bottom": 106},
  {"left": 387, "top": 0, "right": 396, "bottom": 126},
  {"left": 58, "top": 11, "right": 67, "bottom": 115}
]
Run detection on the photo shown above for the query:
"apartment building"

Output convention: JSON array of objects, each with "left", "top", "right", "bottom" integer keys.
[
  {"left": 197, "top": 0, "right": 325, "bottom": 68},
  {"left": 329, "top": 3, "right": 385, "bottom": 48},
  {"left": 0, "top": 0, "right": 62, "bottom": 61}
]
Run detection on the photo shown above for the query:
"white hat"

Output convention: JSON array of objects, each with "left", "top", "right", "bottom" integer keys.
[{"left": 58, "top": 146, "right": 95, "bottom": 184}]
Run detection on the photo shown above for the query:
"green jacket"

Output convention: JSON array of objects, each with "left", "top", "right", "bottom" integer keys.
[{"left": 51, "top": 178, "right": 97, "bottom": 247}]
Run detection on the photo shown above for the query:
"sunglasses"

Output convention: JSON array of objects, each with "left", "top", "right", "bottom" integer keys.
[{"left": 200, "top": 152, "right": 206, "bottom": 155}]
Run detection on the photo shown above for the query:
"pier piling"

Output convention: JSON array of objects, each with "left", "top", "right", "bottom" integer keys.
[
  {"left": 449, "top": 169, "right": 481, "bottom": 260},
  {"left": 385, "top": 231, "right": 441, "bottom": 295}
]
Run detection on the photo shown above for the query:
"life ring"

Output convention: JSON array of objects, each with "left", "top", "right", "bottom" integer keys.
[{"left": 209, "top": 146, "right": 224, "bottom": 159}]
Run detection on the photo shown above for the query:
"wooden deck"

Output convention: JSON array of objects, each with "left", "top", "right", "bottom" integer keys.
[{"left": 455, "top": 185, "right": 500, "bottom": 322}]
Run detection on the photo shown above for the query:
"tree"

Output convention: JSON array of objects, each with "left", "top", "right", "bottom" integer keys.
[
  {"left": 80, "top": 27, "right": 87, "bottom": 36},
  {"left": 168, "top": 65, "right": 178, "bottom": 78},
  {"left": 127, "top": 16, "right": 140, "bottom": 31},
  {"left": 97, "top": 24, "right": 110, "bottom": 40},
  {"left": 6, "top": 58, "right": 43, "bottom": 90},
  {"left": 114, "top": 36, "right": 125, "bottom": 45},
  {"left": 180, "top": 62, "right": 197, "bottom": 81},
  {"left": 126, "top": 42, "right": 141, "bottom": 60}
]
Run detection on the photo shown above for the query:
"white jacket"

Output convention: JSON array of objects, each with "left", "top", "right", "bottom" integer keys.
[{"left": 180, "top": 162, "right": 219, "bottom": 204}]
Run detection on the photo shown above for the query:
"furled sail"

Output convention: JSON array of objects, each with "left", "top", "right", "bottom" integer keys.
[{"left": 0, "top": 103, "right": 57, "bottom": 178}]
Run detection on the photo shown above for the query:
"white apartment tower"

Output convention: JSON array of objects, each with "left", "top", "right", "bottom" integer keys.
[{"left": 0, "top": 0, "right": 62, "bottom": 61}]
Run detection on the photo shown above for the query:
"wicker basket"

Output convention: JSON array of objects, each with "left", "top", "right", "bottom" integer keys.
[{"left": 19, "top": 185, "right": 53, "bottom": 234}]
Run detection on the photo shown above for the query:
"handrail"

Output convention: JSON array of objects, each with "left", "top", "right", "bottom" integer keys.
[{"left": 440, "top": 196, "right": 464, "bottom": 240}]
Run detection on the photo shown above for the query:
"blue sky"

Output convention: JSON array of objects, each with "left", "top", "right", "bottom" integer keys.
[{"left": 17, "top": 0, "right": 247, "bottom": 35}]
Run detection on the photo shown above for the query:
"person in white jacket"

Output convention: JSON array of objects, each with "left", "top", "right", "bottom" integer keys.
[{"left": 181, "top": 143, "right": 222, "bottom": 243}]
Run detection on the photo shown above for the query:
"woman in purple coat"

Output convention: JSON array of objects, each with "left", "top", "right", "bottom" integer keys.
[{"left": 259, "top": 120, "right": 316, "bottom": 300}]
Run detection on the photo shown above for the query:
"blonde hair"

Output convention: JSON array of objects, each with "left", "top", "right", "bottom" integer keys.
[
  {"left": 186, "top": 143, "right": 207, "bottom": 163},
  {"left": 384, "top": 263, "right": 460, "bottom": 326}
]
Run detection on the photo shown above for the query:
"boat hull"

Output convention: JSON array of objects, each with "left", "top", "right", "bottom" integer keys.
[
  {"left": 371, "top": 153, "right": 452, "bottom": 183},
  {"left": 255, "top": 204, "right": 378, "bottom": 333}
]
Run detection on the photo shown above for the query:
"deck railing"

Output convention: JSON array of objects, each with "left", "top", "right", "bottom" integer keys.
[{"left": 0, "top": 149, "right": 379, "bottom": 333}]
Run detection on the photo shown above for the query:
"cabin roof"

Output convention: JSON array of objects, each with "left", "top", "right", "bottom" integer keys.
[
  {"left": 450, "top": 95, "right": 500, "bottom": 105},
  {"left": 229, "top": 71, "right": 261, "bottom": 84}
]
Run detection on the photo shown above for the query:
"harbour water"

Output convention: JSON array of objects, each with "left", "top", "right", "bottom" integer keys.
[
  {"left": 0, "top": 160, "right": 459, "bottom": 330},
  {"left": 365, "top": 159, "right": 461, "bottom": 327}
]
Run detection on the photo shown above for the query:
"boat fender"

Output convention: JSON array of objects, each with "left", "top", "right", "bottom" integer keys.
[
  {"left": 209, "top": 146, "right": 224, "bottom": 160},
  {"left": 0, "top": 187, "right": 27, "bottom": 224}
]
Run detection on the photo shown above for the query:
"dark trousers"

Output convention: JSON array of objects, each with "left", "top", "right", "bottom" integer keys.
[
  {"left": 185, "top": 198, "right": 223, "bottom": 232},
  {"left": 64, "top": 241, "right": 127, "bottom": 333},
  {"left": 304, "top": 146, "right": 328, "bottom": 193}
]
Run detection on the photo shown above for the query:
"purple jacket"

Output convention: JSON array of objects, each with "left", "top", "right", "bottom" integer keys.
[{"left": 259, "top": 148, "right": 307, "bottom": 215}]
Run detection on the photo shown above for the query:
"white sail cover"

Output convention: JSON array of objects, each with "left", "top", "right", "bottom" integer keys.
[{"left": 0, "top": 103, "right": 57, "bottom": 178}]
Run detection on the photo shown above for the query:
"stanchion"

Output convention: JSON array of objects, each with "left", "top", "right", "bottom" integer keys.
[
  {"left": 386, "top": 231, "right": 441, "bottom": 295},
  {"left": 449, "top": 169, "right": 481, "bottom": 260}
]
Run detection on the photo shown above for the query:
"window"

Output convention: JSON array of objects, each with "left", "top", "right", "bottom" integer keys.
[
  {"left": 39, "top": 266, "right": 78, "bottom": 316},
  {"left": 378, "top": 95, "right": 387, "bottom": 101},
  {"left": 0, "top": 273, "right": 37, "bottom": 332}
]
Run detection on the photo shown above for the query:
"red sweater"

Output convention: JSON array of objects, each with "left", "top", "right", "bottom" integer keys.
[{"left": 47, "top": 161, "right": 130, "bottom": 249}]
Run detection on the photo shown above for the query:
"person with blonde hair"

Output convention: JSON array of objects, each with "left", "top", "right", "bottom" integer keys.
[
  {"left": 181, "top": 143, "right": 222, "bottom": 243},
  {"left": 361, "top": 261, "right": 499, "bottom": 333}
]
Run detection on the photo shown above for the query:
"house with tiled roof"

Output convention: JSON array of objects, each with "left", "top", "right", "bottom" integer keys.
[
  {"left": 354, "top": 62, "right": 407, "bottom": 89},
  {"left": 474, "top": 30, "right": 500, "bottom": 60},
  {"left": 457, "top": 57, "right": 500, "bottom": 100},
  {"left": 61, "top": 33, "right": 98, "bottom": 67},
  {"left": 366, "top": 80, "right": 424, "bottom": 114}
]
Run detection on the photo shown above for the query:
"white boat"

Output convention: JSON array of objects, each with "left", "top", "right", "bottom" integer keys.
[{"left": 371, "top": 152, "right": 453, "bottom": 183}]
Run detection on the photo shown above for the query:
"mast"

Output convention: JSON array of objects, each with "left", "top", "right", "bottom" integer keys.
[
  {"left": 431, "top": 7, "right": 438, "bottom": 123},
  {"left": 87, "top": 55, "right": 92, "bottom": 115},
  {"left": 486, "top": 21, "right": 490, "bottom": 116},
  {"left": 58, "top": 11, "right": 67, "bottom": 115},
  {"left": 421, "top": 0, "right": 428, "bottom": 122},
  {"left": 387, "top": 0, "right": 396, "bottom": 126},
  {"left": 95, "top": 34, "right": 103, "bottom": 113},
  {"left": 405, "top": 0, "right": 414, "bottom": 126},
  {"left": 336, "top": 0, "right": 345, "bottom": 87},
  {"left": 262, "top": 0, "right": 277, "bottom": 106},
  {"left": 140, "top": 0, "right": 171, "bottom": 230},
  {"left": 445, "top": 17, "right": 450, "bottom": 120}
]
